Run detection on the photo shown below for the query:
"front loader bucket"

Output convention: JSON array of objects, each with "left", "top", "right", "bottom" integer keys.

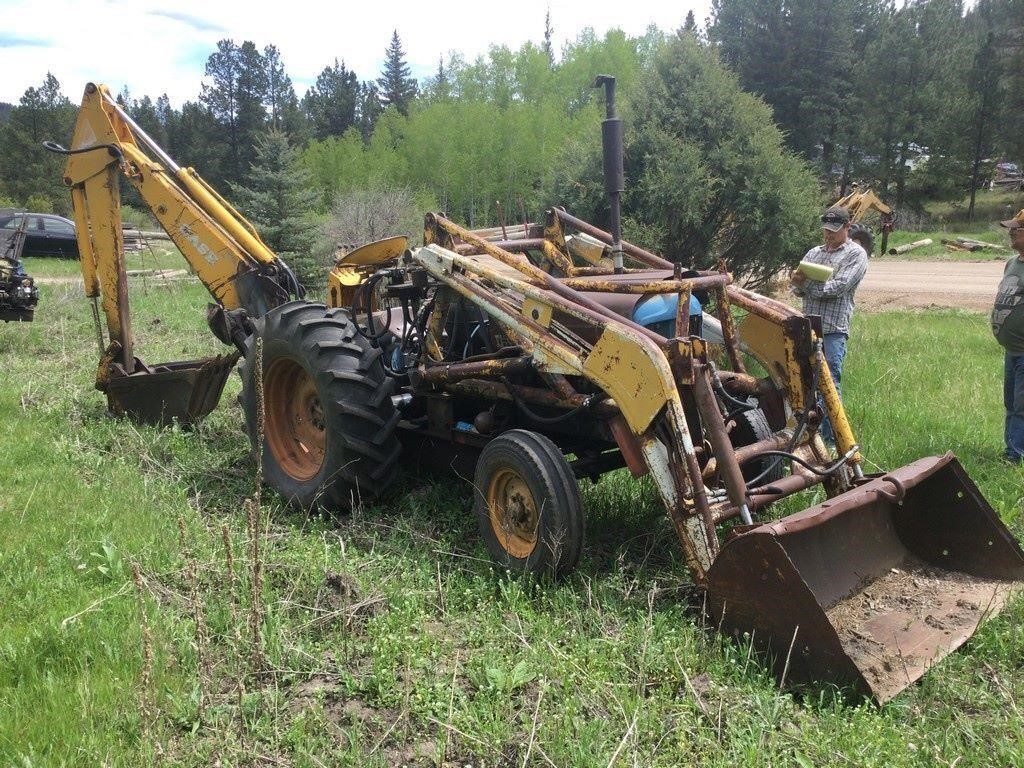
[
  {"left": 706, "top": 454, "right": 1024, "bottom": 702},
  {"left": 103, "top": 353, "right": 240, "bottom": 428}
]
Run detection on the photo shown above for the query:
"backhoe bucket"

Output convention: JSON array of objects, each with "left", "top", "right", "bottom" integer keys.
[
  {"left": 706, "top": 454, "right": 1024, "bottom": 702},
  {"left": 103, "top": 353, "right": 239, "bottom": 428}
]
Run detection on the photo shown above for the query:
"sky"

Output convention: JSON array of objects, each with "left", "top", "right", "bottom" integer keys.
[{"left": 0, "top": 0, "right": 712, "bottom": 106}]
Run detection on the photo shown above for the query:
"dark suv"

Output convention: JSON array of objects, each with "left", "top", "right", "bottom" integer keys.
[{"left": 0, "top": 212, "right": 78, "bottom": 258}]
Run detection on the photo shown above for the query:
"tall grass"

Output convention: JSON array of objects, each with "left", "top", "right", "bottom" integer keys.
[{"left": 0, "top": 274, "right": 1021, "bottom": 766}]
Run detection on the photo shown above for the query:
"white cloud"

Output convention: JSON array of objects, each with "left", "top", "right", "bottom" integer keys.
[{"left": 0, "top": 0, "right": 711, "bottom": 105}]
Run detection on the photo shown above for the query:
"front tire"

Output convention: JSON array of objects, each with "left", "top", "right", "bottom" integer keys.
[
  {"left": 241, "top": 301, "right": 401, "bottom": 509},
  {"left": 473, "top": 430, "right": 584, "bottom": 577}
]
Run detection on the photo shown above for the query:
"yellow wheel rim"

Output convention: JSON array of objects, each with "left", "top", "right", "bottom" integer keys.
[{"left": 487, "top": 467, "right": 539, "bottom": 559}]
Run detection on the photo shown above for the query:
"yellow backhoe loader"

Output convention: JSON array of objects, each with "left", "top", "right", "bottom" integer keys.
[
  {"left": 52, "top": 80, "right": 1023, "bottom": 703},
  {"left": 833, "top": 187, "right": 896, "bottom": 256}
]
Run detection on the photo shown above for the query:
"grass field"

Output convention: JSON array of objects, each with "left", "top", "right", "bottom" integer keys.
[
  {"left": 1, "top": 267, "right": 1022, "bottom": 767},
  {"left": 860, "top": 188, "right": 1022, "bottom": 261},
  {"left": 21, "top": 242, "right": 185, "bottom": 278}
]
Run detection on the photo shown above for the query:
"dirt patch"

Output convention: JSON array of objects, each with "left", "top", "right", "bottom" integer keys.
[{"left": 825, "top": 556, "right": 1016, "bottom": 696}]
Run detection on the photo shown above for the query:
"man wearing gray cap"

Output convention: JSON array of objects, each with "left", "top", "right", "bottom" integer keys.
[
  {"left": 992, "top": 208, "right": 1024, "bottom": 463},
  {"left": 790, "top": 206, "right": 868, "bottom": 445}
]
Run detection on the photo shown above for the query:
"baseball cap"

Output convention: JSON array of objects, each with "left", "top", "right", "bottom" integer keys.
[
  {"left": 1000, "top": 209, "right": 1024, "bottom": 229},
  {"left": 821, "top": 206, "right": 850, "bottom": 232}
]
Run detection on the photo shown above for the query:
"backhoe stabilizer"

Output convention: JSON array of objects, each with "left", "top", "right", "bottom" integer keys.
[{"left": 705, "top": 454, "right": 1024, "bottom": 701}]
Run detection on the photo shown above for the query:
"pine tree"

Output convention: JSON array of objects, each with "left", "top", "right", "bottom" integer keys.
[
  {"left": 301, "top": 59, "right": 360, "bottom": 139},
  {"left": 174, "top": 100, "right": 224, "bottom": 184},
  {"left": 543, "top": 9, "right": 555, "bottom": 65},
  {"left": 422, "top": 56, "right": 453, "bottom": 103},
  {"left": 230, "top": 130, "right": 321, "bottom": 283},
  {"left": 357, "top": 81, "right": 383, "bottom": 142},
  {"left": 377, "top": 30, "right": 418, "bottom": 115},
  {"left": 0, "top": 73, "right": 75, "bottom": 210},
  {"left": 201, "top": 39, "right": 269, "bottom": 185},
  {"left": 622, "top": 34, "right": 821, "bottom": 285},
  {"left": 683, "top": 10, "right": 698, "bottom": 33},
  {"left": 263, "top": 44, "right": 295, "bottom": 131},
  {"left": 964, "top": 2, "right": 1003, "bottom": 219}
]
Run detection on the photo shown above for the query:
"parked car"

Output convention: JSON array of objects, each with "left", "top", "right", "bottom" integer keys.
[{"left": 0, "top": 212, "right": 78, "bottom": 258}]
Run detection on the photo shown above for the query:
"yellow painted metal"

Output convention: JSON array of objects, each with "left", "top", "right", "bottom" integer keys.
[
  {"left": 326, "top": 268, "right": 357, "bottom": 308},
  {"left": 418, "top": 243, "right": 679, "bottom": 435},
  {"left": 338, "top": 236, "right": 408, "bottom": 267},
  {"left": 583, "top": 328, "right": 675, "bottom": 434},
  {"left": 736, "top": 311, "right": 806, "bottom": 412},
  {"left": 82, "top": 171, "right": 132, "bottom": 369},
  {"left": 70, "top": 185, "right": 98, "bottom": 298},
  {"left": 539, "top": 239, "right": 575, "bottom": 275},
  {"left": 522, "top": 297, "right": 553, "bottom": 328},
  {"left": 833, "top": 188, "right": 893, "bottom": 222},
  {"left": 62, "top": 83, "right": 282, "bottom": 311},
  {"left": 817, "top": 356, "right": 863, "bottom": 465},
  {"left": 564, "top": 233, "right": 607, "bottom": 266},
  {"left": 326, "top": 236, "right": 408, "bottom": 308}
]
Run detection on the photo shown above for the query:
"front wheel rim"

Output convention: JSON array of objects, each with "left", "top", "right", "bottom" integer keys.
[{"left": 487, "top": 467, "right": 539, "bottom": 558}]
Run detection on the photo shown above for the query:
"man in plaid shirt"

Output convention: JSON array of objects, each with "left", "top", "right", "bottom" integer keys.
[{"left": 790, "top": 205, "right": 868, "bottom": 444}]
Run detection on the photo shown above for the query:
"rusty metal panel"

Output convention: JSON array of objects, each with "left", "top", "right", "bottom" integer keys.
[
  {"left": 522, "top": 297, "right": 553, "bottom": 328},
  {"left": 583, "top": 328, "right": 666, "bottom": 433},
  {"left": 736, "top": 311, "right": 805, "bottom": 411}
]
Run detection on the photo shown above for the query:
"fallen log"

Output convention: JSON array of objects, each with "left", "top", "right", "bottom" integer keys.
[
  {"left": 956, "top": 237, "right": 1007, "bottom": 250},
  {"left": 888, "top": 238, "right": 933, "bottom": 255},
  {"left": 941, "top": 240, "right": 973, "bottom": 252}
]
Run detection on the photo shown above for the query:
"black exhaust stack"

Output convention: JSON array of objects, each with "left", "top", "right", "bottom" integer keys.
[{"left": 594, "top": 75, "right": 624, "bottom": 274}]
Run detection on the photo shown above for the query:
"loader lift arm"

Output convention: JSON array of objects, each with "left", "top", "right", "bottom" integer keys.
[{"left": 48, "top": 82, "right": 303, "bottom": 425}]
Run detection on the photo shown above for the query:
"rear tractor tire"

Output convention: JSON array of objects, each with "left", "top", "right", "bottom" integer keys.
[
  {"left": 473, "top": 430, "right": 584, "bottom": 577},
  {"left": 241, "top": 301, "right": 402, "bottom": 509}
]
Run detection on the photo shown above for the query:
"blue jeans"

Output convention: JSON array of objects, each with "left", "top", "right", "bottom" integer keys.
[
  {"left": 819, "top": 333, "right": 847, "bottom": 445},
  {"left": 1004, "top": 353, "right": 1024, "bottom": 462}
]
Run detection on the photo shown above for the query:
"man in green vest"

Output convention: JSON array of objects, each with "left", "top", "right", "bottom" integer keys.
[{"left": 992, "top": 208, "right": 1024, "bottom": 463}]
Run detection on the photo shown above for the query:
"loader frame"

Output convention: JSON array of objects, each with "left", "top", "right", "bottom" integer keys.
[
  {"left": 315, "top": 210, "right": 1024, "bottom": 702},
  {"left": 338, "top": 210, "right": 860, "bottom": 584}
]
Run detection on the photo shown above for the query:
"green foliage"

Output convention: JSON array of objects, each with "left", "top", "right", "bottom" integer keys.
[
  {"left": 711, "top": 0, "right": 1023, "bottom": 214},
  {"left": 711, "top": 0, "right": 859, "bottom": 170},
  {"left": 608, "top": 34, "right": 820, "bottom": 283},
  {"left": 23, "top": 194, "right": 54, "bottom": 214},
  {"left": 301, "top": 59, "right": 360, "bottom": 139},
  {"left": 230, "top": 130, "right": 320, "bottom": 285},
  {"left": 0, "top": 73, "right": 75, "bottom": 214}
]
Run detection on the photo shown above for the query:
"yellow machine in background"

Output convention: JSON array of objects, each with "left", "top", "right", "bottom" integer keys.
[
  {"left": 46, "top": 82, "right": 303, "bottom": 425},
  {"left": 833, "top": 186, "right": 896, "bottom": 255}
]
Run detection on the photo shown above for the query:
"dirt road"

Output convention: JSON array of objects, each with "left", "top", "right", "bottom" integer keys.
[{"left": 854, "top": 259, "right": 1005, "bottom": 312}]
